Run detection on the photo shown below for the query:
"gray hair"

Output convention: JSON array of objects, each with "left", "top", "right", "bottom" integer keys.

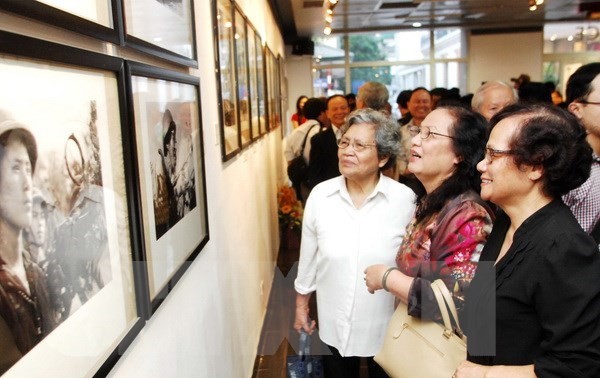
[
  {"left": 471, "top": 80, "right": 517, "bottom": 111},
  {"left": 340, "top": 108, "right": 400, "bottom": 171},
  {"left": 357, "top": 82, "right": 389, "bottom": 111}
]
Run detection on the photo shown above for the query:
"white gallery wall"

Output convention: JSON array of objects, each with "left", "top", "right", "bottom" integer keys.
[
  {"left": 468, "top": 30, "right": 543, "bottom": 93},
  {"left": 0, "top": 0, "right": 286, "bottom": 377}
]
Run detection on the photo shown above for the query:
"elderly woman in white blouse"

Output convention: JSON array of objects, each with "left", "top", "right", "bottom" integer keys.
[{"left": 294, "top": 109, "right": 415, "bottom": 378}]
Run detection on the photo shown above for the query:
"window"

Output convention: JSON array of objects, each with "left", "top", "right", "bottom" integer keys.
[{"left": 313, "top": 28, "right": 467, "bottom": 99}]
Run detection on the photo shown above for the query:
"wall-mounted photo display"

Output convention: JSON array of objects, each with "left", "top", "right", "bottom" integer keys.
[
  {"left": 278, "top": 54, "right": 288, "bottom": 137},
  {"left": 233, "top": 6, "right": 251, "bottom": 148},
  {"left": 0, "top": 0, "right": 123, "bottom": 43},
  {"left": 0, "top": 31, "right": 142, "bottom": 378},
  {"left": 255, "top": 34, "right": 267, "bottom": 136},
  {"left": 126, "top": 62, "right": 209, "bottom": 314},
  {"left": 122, "top": 0, "right": 197, "bottom": 67},
  {"left": 246, "top": 25, "right": 260, "bottom": 141},
  {"left": 265, "top": 46, "right": 281, "bottom": 131},
  {"left": 213, "top": 0, "right": 241, "bottom": 161}
]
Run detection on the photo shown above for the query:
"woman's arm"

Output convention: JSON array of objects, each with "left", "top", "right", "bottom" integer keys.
[
  {"left": 294, "top": 293, "right": 316, "bottom": 334},
  {"left": 455, "top": 361, "right": 535, "bottom": 378},
  {"left": 366, "top": 200, "right": 493, "bottom": 319}
]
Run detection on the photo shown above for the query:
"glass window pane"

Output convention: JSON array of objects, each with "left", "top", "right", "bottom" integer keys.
[
  {"left": 388, "top": 64, "right": 430, "bottom": 118},
  {"left": 349, "top": 31, "right": 430, "bottom": 62},
  {"left": 434, "top": 62, "right": 467, "bottom": 95},
  {"left": 313, "top": 67, "right": 345, "bottom": 98},
  {"left": 434, "top": 28, "right": 466, "bottom": 59},
  {"left": 313, "top": 36, "right": 345, "bottom": 65},
  {"left": 350, "top": 66, "right": 392, "bottom": 93},
  {"left": 544, "top": 22, "right": 600, "bottom": 53}
]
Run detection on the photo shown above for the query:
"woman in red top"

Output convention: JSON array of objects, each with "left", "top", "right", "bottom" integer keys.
[
  {"left": 291, "top": 95, "right": 308, "bottom": 129},
  {"left": 365, "top": 105, "right": 494, "bottom": 321}
]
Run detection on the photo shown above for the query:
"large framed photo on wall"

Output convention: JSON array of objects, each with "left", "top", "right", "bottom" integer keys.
[
  {"left": 126, "top": 62, "right": 209, "bottom": 314},
  {"left": 0, "top": 31, "right": 142, "bottom": 378},
  {"left": 122, "top": 0, "right": 197, "bottom": 67},
  {"left": 0, "top": 0, "right": 123, "bottom": 43}
]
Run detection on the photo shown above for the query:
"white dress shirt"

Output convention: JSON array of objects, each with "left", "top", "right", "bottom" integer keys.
[
  {"left": 295, "top": 175, "right": 416, "bottom": 356},
  {"left": 284, "top": 119, "right": 321, "bottom": 163}
]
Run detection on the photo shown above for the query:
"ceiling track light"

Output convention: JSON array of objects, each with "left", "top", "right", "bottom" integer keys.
[
  {"left": 324, "top": 25, "right": 332, "bottom": 35},
  {"left": 528, "top": 0, "right": 542, "bottom": 11}
]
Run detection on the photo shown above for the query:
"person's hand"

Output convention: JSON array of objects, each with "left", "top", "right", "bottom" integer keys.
[
  {"left": 294, "top": 305, "right": 316, "bottom": 335},
  {"left": 454, "top": 360, "right": 490, "bottom": 378},
  {"left": 364, "top": 264, "right": 389, "bottom": 294}
]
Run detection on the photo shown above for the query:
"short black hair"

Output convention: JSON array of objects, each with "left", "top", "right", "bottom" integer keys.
[
  {"left": 566, "top": 62, "right": 600, "bottom": 105},
  {"left": 302, "top": 98, "right": 327, "bottom": 120},
  {"left": 490, "top": 103, "right": 592, "bottom": 198}
]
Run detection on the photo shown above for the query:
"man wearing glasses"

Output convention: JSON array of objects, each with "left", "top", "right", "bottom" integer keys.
[{"left": 563, "top": 62, "right": 600, "bottom": 241}]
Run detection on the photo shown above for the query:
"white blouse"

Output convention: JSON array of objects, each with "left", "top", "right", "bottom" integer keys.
[{"left": 295, "top": 175, "right": 415, "bottom": 356}]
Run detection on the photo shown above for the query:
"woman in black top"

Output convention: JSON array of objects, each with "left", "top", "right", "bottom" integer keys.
[{"left": 455, "top": 103, "right": 600, "bottom": 377}]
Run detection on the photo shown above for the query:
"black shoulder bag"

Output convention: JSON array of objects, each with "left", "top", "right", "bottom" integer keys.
[{"left": 287, "top": 124, "right": 319, "bottom": 186}]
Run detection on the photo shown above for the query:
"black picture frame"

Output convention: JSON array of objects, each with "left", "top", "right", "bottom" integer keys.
[
  {"left": 125, "top": 61, "right": 209, "bottom": 316},
  {"left": 233, "top": 5, "right": 251, "bottom": 148},
  {"left": 213, "top": 0, "right": 241, "bottom": 161},
  {"left": 0, "top": 30, "right": 144, "bottom": 377},
  {"left": 256, "top": 35, "right": 267, "bottom": 136},
  {"left": 0, "top": 0, "right": 123, "bottom": 44},
  {"left": 122, "top": 0, "right": 198, "bottom": 67},
  {"left": 247, "top": 23, "right": 261, "bottom": 141},
  {"left": 278, "top": 54, "right": 287, "bottom": 138},
  {"left": 265, "top": 46, "right": 280, "bottom": 132}
]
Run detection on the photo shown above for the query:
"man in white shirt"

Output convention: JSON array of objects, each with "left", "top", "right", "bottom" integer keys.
[{"left": 284, "top": 98, "right": 327, "bottom": 201}]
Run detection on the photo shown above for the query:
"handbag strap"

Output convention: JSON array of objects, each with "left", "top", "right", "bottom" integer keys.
[
  {"left": 299, "top": 122, "right": 319, "bottom": 154},
  {"left": 431, "top": 279, "right": 464, "bottom": 337}
]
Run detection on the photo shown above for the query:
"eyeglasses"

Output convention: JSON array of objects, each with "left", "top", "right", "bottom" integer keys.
[
  {"left": 578, "top": 100, "right": 600, "bottom": 106},
  {"left": 408, "top": 125, "right": 454, "bottom": 140},
  {"left": 484, "top": 147, "right": 513, "bottom": 164},
  {"left": 337, "top": 138, "right": 377, "bottom": 152}
]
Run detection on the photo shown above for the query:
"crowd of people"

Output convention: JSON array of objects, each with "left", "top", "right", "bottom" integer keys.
[{"left": 287, "top": 62, "right": 600, "bottom": 377}]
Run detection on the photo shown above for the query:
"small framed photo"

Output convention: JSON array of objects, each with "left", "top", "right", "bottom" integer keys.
[
  {"left": 213, "top": 0, "right": 241, "bottom": 160},
  {"left": 256, "top": 35, "right": 267, "bottom": 136},
  {"left": 0, "top": 0, "right": 123, "bottom": 43},
  {"left": 122, "top": 0, "right": 197, "bottom": 67},
  {"left": 0, "top": 31, "right": 142, "bottom": 377},
  {"left": 247, "top": 24, "right": 260, "bottom": 141},
  {"left": 126, "top": 62, "right": 209, "bottom": 313},
  {"left": 234, "top": 6, "right": 251, "bottom": 148},
  {"left": 265, "top": 46, "right": 281, "bottom": 131}
]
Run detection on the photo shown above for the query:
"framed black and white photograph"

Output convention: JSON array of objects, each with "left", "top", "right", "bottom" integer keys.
[
  {"left": 256, "top": 34, "right": 267, "bottom": 136},
  {"left": 247, "top": 24, "right": 260, "bottom": 141},
  {"left": 278, "top": 54, "right": 288, "bottom": 138},
  {"left": 122, "top": 0, "right": 197, "bottom": 67},
  {"left": 126, "top": 62, "right": 209, "bottom": 313},
  {"left": 213, "top": 0, "right": 241, "bottom": 160},
  {"left": 265, "top": 46, "right": 281, "bottom": 131},
  {"left": 234, "top": 6, "right": 251, "bottom": 148},
  {"left": 0, "top": 0, "right": 123, "bottom": 43},
  {"left": 0, "top": 31, "right": 142, "bottom": 378}
]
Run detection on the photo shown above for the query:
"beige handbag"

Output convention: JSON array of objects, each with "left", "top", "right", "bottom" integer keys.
[{"left": 374, "top": 279, "right": 467, "bottom": 378}]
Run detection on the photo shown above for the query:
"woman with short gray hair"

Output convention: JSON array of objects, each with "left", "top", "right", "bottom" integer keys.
[{"left": 294, "top": 108, "right": 415, "bottom": 377}]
